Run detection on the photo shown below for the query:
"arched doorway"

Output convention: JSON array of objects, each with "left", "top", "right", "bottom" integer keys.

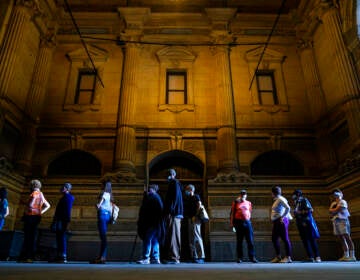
[{"left": 148, "top": 149, "right": 207, "bottom": 262}]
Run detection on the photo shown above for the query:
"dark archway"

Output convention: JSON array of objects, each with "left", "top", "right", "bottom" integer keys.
[
  {"left": 250, "top": 150, "right": 304, "bottom": 176},
  {"left": 47, "top": 149, "right": 102, "bottom": 176}
]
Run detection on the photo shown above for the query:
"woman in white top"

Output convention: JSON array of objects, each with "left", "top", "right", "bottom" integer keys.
[
  {"left": 270, "top": 186, "right": 293, "bottom": 263},
  {"left": 329, "top": 189, "right": 356, "bottom": 261},
  {"left": 91, "top": 181, "right": 113, "bottom": 264}
]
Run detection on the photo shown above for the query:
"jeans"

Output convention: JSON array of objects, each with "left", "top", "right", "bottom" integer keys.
[
  {"left": 272, "top": 217, "right": 292, "bottom": 257},
  {"left": 234, "top": 219, "right": 255, "bottom": 260},
  {"left": 296, "top": 220, "right": 320, "bottom": 258},
  {"left": 56, "top": 221, "right": 69, "bottom": 258},
  {"left": 97, "top": 210, "right": 111, "bottom": 258},
  {"left": 0, "top": 218, "right": 4, "bottom": 230},
  {"left": 22, "top": 215, "right": 41, "bottom": 259},
  {"left": 142, "top": 227, "right": 160, "bottom": 260}
]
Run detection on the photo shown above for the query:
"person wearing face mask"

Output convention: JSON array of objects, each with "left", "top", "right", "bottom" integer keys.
[
  {"left": 163, "top": 168, "right": 183, "bottom": 264},
  {"left": 329, "top": 189, "right": 356, "bottom": 261},
  {"left": 230, "top": 189, "right": 258, "bottom": 263},
  {"left": 183, "top": 184, "right": 205, "bottom": 264}
]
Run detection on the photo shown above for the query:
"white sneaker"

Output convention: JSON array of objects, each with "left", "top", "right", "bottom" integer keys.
[
  {"left": 345, "top": 256, "right": 357, "bottom": 262},
  {"left": 315, "top": 257, "right": 322, "bottom": 263},
  {"left": 137, "top": 259, "right": 150, "bottom": 264},
  {"left": 280, "top": 256, "right": 292, "bottom": 263}
]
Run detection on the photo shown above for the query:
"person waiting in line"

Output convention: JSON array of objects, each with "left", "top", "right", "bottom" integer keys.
[
  {"left": 90, "top": 181, "right": 114, "bottom": 264},
  {"left": 50, "top": 183, "right": 75, "bottom": 263},
  {"left": 18, "top": 179, "right": 51, "bottom": 263},
  {"left": 0, "top": 187, "right": 9, "bottom": 231},
  {"left": 163, "top": 168, "right": 183, "bottom": 264},
  {"left": 183, "top": 184, "right": 205, "bottom": 264},
  {"left": 270, "top": 186, "right": 293, "bottom": 263},
  {"left": 292, "top": 189, "right": 321, "bottom": 263},
  {"left": 329, "top": 189, "right": 356, "bottom": 261},
  {"left": 230, "top": 189, "right": 258, "bottom": 263},
  {"left": 137, "top": 184, "right": 164, "bottom": 264}
]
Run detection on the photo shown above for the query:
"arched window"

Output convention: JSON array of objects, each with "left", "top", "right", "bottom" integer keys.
[
  {"left": 251, "top": 150, "right": 304, "bottom": 176},
  {"left": 48, "top": 149, "right": 101, "bottom": 176}
]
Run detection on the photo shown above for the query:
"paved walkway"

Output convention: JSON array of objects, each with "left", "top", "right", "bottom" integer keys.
[{"left": 1, "top": 261, "right": 359, "bottom": 280}]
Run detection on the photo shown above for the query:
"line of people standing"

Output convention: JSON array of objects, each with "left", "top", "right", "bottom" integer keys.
[{"left": 0, "top": 178, "right": 357, "bottom": 263}]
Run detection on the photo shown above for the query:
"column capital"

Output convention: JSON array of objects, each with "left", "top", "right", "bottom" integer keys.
[
  {"left": 16, "top": 0, "right": 43, "bottom": 17},
  {"left": 117, "top": 7, "right": 150, "bottom": 37}
]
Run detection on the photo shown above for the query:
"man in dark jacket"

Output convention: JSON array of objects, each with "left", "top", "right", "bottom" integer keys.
[
  {"left": 52, "top": 183, "right": 74, "bottom": 263},
  {"left": 163, "top": 168, "right": 183, "bottom": 264},
  {"left": 137, "top": 184, "right": 164, "bottom": 264}
]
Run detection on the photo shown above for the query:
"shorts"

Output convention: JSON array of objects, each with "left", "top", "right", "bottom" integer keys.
[{"left": 332, "top": 218, "right": 350, "bottom": 236}]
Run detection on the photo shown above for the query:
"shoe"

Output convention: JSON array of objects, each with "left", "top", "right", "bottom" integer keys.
[
  {"left": 303, "top": 258, "right": 315, "bottom": 263},
  {"left": 236, "top": 259, "right": 243, "bottom": 263},
  {"left": 250, "top": 258, "right": 259, "bottom": 263},
  {"left": 194, "top": 258, "right": 205, "bottom": 264},
  {"left": 137, "top": 259, "right": 150, "bottom": 264},
  {"left": 315, "top": 257, "right": 321, "bottom": 263},
  {"left": 280, "top": 256, "right": 292, "bottom": 263},
  {"left": 270, "top": 256, "right": 281, "bottom": 263},
  {"left": 90, "top": 257, "right": 106, "bottom": 264},
  {"left": 345, "top": 256, "right": 357, "bottom": 262},
  {"left": 150, "top": 259, "right": 161, "bottom": 264},
  {"left": 56, "top": 258, "right": 68, "bottom": 264},
  {"left": 164, "top": 259, "right": 180, "bottom": 264},
  {"left": 338, "top": 255, "right": 349, "bottom": 261}
]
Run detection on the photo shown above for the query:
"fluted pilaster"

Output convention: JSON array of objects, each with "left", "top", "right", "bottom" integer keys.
[
  {"left": 298, "top": 40, "right": 327, "bottom": 121},
  {"left": 0, "top": 2, "right": 35, "bottom": 100},
  {"left": 321, "top": 6, "right": 360, "bottom": 147},
  {"left": 114, "top": 43, "right": 140, "bottom": 173},
  {"left": 25, "top": 34, "right": 56, "bottom": 119},
  {"left": 213, "top": 46, "right": 239, "bottom": 172}
]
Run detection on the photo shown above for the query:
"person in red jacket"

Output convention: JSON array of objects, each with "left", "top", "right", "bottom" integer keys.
[{"left": 230, "top": 189, "right": 258, "bottom": 263}]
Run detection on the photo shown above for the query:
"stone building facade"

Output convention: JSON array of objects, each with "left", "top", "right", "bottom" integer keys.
[{"left": 0, "top": 0, "right": 359, "bottom": 261}]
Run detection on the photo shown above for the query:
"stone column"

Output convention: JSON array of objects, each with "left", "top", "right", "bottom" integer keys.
[
  {"left": 298, "top": 40, "right": 327, "bottom": 121},
  {"left": 0, "top": 1, "right": 38, "bottom": 100},
  {"left": 213, "top": 46, "right": 239, "bottom": 173},
  {"left": 15, "top": 33, "right": 56, "bottom": 174},
  {"left": 298, "top": 40, "right": 337, "bottom": 173},
  {"left": 321, "top": 5, "right": 360, "bottom": 148},
  {"left": 114, "top": 43, "right": 139, "bottom": 175}
]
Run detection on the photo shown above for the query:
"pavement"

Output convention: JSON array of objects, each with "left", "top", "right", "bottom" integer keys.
[{"left": 0, "top": 261, "right": 359, "bottom": 280}]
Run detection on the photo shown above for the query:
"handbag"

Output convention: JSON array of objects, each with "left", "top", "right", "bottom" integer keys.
[
  {"left": 197, "top": 203, "right": 209, "bottom": 223},
  {"left": 110, "top": 203, "right": 120, "bottom": 224}
]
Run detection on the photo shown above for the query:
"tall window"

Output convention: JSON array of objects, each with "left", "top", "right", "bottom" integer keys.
[
  {"left": 256, "top": 70, "right": 278, "bottom": 105},
  {"left": 166, "top": 71, "right": 187, "bottom": 104},
  {"left": 75, "top": 69, "right": 97, "bottom": 105}
]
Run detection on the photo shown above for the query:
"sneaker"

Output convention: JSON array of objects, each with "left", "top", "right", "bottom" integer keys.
[
  {"left": 137, "top": 259, "right": 150, "bottom": 264},
  {"left": 315, "top": 257, "right": 321, "bottom": 263},
  {"left": 338, "top": 256, "right": 349, "bottom": 261},
  {"left": 164, "top": 259, "right": 180, "bottom": 264},
  {"left": 150, "top": 259, "right": 161, "bottom": 264},
  {"left": 194, "top": 258, "right": 205, "bottom": 264},
  {"left": 250, "top": 258, "right": 259, "bottom": 263},
  {"left": 280, "top": 257, "right": 292, "bottom": 263},
  {"left": 236, "top": 259, "right": 243, "bottom": 263},
  {"left": 303, "top": 258, "right": 315, "bottom": 263},
  {"left": 270, "top": 256, "right": 281, "bottom": 263},
  {"left": 345, "top": 256, "right": 357, "bottom": 262}
]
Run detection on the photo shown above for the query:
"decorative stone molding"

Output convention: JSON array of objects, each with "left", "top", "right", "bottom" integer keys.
[
  {"left": 101, "top": 171, "right": 142, "bottom": 183},
  {"left": 0, "top": 156, "right": 14, "bottom": 172},
  {"left": 64, "top": 44, "right": 108, "bottom": 112},
  {"left": 245, "top": 46, "right": 289, "bottom": 113},
  {"left": 209, "top": 172, "right": 253, "bottom": 183},
  {"left": 338, "top": 153, "right": 360, "bottom": 174}
]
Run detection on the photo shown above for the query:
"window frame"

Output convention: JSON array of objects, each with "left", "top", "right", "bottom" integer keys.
[
  {"left": 75, "top": 69, "right": 98, "bottom": 105},
  {"left": 255, "top": 70, "right": 279, "bottom": 105},
  {"left": 166, "top": 70, "right": 188, "bottom": 104}
]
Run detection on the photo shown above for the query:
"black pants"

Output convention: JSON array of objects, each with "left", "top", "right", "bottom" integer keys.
[{"left": 22, "top": 215, "right": 41, "bottom": 259}]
